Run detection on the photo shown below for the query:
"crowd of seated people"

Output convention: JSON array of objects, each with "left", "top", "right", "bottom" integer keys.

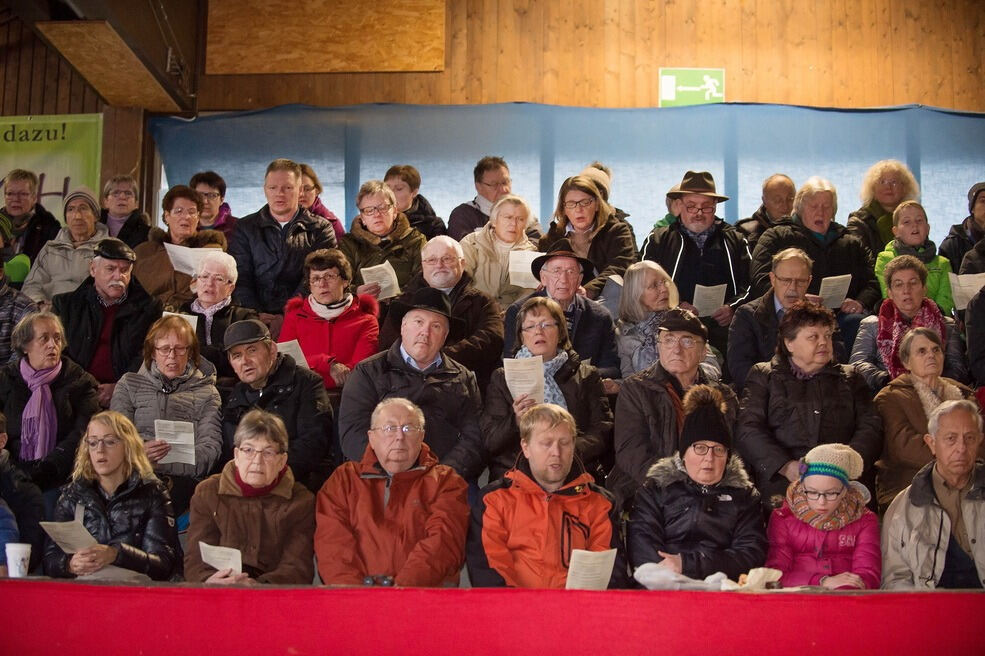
[{"left": 2, "top": 155, "right": 985, "bottom": 593}]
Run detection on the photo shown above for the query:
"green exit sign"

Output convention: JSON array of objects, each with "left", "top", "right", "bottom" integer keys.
[{"left": 658, "top": 68, "right": 726, "bottom": 107}]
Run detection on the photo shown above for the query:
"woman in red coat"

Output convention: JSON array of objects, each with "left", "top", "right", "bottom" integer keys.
[
  {"left": 765, "top": 443, "right": 881, "bottom": 589},
  {"left": 280, "top": 249, "right": 379, "bottom": 389}
]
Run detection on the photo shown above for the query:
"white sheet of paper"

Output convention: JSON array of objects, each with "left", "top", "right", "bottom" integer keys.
[
  {"left": 503, "top": 356, "right": 545, "bottom": 404},
  {"left": 155, "top": 419, "right": 196, "bottom": 465},
  {"left": 508, "top": 250, "right": 541, "bottom": 289},
  {"left": 276, "top": 339, "right": 309, "bottom": 369},
  {"left": 163, "top": 311, "right": 198, "bottom": 331},
  {"left": 691, "top": 283, "right": 727, "bottom": 317},
  {"left": 163, "top": 242, "right": 210, "bottom": 277},
  {"left": 948, "top": 272, "right": 985, "bottom": 311},
  {"left": 360, "top": 261, "right": 401, "bottom": 300},
  {"left": 818, "top": 274, "right": 852, "bottom": 309},
  {"left": 40, "top": 520, "right": 98, "bottom": 553},
  {"left": 199, "top": 542, "right": 243, "bottom": 575},
  {"left": 565, "top": 548, "right": 617, "bottom": 590}
]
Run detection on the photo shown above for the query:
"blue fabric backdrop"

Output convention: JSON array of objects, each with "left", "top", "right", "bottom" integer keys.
[{"left": 149, "top": 102, "right": 985, "bottom": 247}]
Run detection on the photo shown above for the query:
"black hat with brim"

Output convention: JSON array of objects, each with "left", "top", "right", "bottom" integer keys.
[
  {"left": 388, "top": 287, "right": 466, "bottom": 340},
  {"left": 530, "top": 238, "right": 596, "bottom": 286}
]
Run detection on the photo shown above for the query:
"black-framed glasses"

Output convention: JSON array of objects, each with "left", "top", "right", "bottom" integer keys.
[
  {"left": 691, "top": 443, "right": 727, "bottom": 457},
  {"left": 237, "top": 445, "right": 282, "bottom": 460},
  {"left": 563, "top": 199, "right": 595, "bottom": 209},
  {"left": 803, "top": 487, "right": 845, "bottom": 501}
]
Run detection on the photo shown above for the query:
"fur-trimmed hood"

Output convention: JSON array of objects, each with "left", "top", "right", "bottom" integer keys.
[{"left": 645, "top": 452, "right": 755, "bottom": 491}]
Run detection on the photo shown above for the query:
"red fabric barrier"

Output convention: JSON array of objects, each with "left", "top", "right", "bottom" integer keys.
[{"left": 2, "top": 579, "right": 984, "bottom": 655}]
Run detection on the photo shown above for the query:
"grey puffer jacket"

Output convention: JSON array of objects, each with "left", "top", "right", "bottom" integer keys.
[{"left": 110, "top": 359, "right": 222, "bottom": 479}]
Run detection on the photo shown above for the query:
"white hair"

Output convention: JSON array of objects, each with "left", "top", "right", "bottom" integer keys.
[
  {"left": 423, "top": 235, "right": 464, "bottom": 259},
  {"left": 194, "top": 250, "right": 238, "bottom": 285},
  {"left": 927, "top": 400, "right": 983, "bottom": 436}
]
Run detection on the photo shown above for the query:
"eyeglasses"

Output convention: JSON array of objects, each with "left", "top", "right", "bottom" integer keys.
[
  {"left": 563, "top": 198, "right": 596, "bottom": 210},
  {"left": 198, "top": 191, "right": 221, "bottom": 200},
  {"left": 155, "top": 345, "right": 190, "bottom": 356},
  {"left": 478, "top": 178, "right": 511, "bottom": 189},
  {"left": 371, "top": 424, "right": 424, "bottom": 435},
  {"left": 691, "top": 443, "right": 727, "bottom": 457},
  {"left": 195, "top": 273, "right": 231, "bottom": 284},
  {"left": 237, "top": 445, "right": 282, "bottom": 460},
  {"left": 803, "top": 487, "right": 845, "bottom": 501},
  {"left": 542, "top": 267, "right": 581, "bottom": 277},
  {"left": 301, "top": 185, "right": 317, "bottom": 194},
  {"left": 4, "top": 191, "right": 31, "bottom": 199},
  {"left": 683, "top": 204, "right": 716, "bottom": 215},
  {"left": 422, "top": 256, "right": 461, "bottom": 267},
  {"left": 168, "top": 207, "right": 199, "bottom": 217},
  {"left": 877, "top": 178, "right": 901, "bottom": 188},
  {"left": 658, "top": 335, "right": 700, "bottom": 349},
  {"left": 774, "top": 275, "right": 810, "bottom": 288},
  {"left": 890, "top": 279, "right": 923, "bottom": 291},
  {"left": 109, "top": 189, "right": 135, "bottom": 198},
  {"left": 86, "top": 437, "right": 121, "bottom": 450},
  {"left": 521, "top": 320, "right": 559, "bottom": 333},
  {"left": 310, "top": 272, "right": 343, "bottom": 285},
  {"left": 359, "top": 204, "right": 392, "bottom": 217}
]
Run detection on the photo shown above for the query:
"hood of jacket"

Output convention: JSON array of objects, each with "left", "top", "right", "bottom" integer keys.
[
  {"left": 907, "top": 459, "right": 985, "bottom": 507},
  {"left": 137, "top": 355, "right": 217, "bottom": 387},
  {"left": 348, "top": 211, "right": 415, "bottom": 247},
  {"left": 645, "top": 452, "right": 754, "bottom": 491},
  {"left": 505, "top": 453, "right": 596, "bottom": 497}
]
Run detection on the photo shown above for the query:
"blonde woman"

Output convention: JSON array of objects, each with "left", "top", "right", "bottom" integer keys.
[
  {"left": 42, "top": 411, "right": 180, "bottom": 580},
  {"left": 847, "top": 159, "right": 920, "bottom": 257},
  {"left": 460, "top": 195, "right": 539, "bottom": 308}
]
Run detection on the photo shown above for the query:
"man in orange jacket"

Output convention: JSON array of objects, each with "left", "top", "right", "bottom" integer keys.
[
  {"left": 314, "top": 397, "right": 469, "bottom": 587},
  {"left": 467, "top": 403, "right": 627, "bottom": 588}
]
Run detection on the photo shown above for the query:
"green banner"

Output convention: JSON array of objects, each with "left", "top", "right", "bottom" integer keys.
[
  {"left": 0, "top": 113, "right": 103, "bottom": 221},
  {"left": 658, "top": 68, "right": 725, "bottom": 107}
]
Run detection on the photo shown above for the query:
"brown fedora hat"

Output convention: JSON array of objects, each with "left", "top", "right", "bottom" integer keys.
[{"left": 667, "top": 170, "right": 729, "bottom": 202}]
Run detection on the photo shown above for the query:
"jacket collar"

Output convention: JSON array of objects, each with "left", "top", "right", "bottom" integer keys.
[
  {"left": 217, "top": 459, "right": 297, "bottom": 500},
  {"left": 383, "top": 339, "right": 455, "bottom": 376},
  {"left": 506, "top": 454, "right": 595, "bottom": 497},
  {"left": 356, "top": 441, "right": 439, "bottom": 478},
  {"left": 908, "top": 460, "right": 985, "bottom": 507},
  {"left": 645, "top": 452, "right": 754, "bottom": 491},
  {"left": 350, "top": 211, "right": 414, "bottom": 246}
]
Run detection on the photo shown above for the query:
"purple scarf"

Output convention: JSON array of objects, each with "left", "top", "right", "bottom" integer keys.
[{"left": 19, "top": 358, "right": 62, "bottom": 461}]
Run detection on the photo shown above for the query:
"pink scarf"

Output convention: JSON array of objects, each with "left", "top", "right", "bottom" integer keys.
[
  {"left": 18, "top": 358, "right": 62, "bottom": 461},
  {"left": 876, "top": 298, "right": 946, "bottom": 379}
]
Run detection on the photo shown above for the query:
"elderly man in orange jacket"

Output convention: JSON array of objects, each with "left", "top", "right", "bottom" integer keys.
[
  {"left": 467, "top": 403, "right": 627, "bottom": 588},
  {"left": 314, "top": 397, "right": 469, "bottom": 587}
]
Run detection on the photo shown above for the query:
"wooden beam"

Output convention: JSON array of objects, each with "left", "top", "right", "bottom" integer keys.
[{"left": 35, "top": 20, "right": 180, "bottom": 111}]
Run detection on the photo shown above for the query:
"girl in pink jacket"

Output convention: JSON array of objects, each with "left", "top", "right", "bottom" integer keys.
[{"left": 766, "top": 443, "right": 881, "bottom": 589}]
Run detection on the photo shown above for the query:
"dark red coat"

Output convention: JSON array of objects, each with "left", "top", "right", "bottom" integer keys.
[{"left": 279, "top": 294, "right": 380, "bottom": 389}]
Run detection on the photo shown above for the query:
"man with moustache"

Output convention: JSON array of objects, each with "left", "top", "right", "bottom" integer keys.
[
  {"left": 727, "top": 247, "right": 846, "bottom": 390},
  {"left": 52, "top": 238, "right": 162, "bottom": 407},
  {"left": 339, "top": 287, "right": 484, "bottom": 482},
  {"left": 228, "top": 159, "right": 336, "bottom": 337},
  {"left": 378, "top": 236, "right": 502, "bottom": 390}
]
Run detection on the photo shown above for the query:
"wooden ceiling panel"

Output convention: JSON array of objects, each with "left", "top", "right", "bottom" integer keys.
[
  {"left": 35, "top": 20, "right": 180, "bottom": 112},
  {"left": 206, "top": 0, "right": 445, "bottom": 74}
]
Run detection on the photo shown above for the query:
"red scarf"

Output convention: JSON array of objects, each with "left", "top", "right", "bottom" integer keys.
[
  {"left": 876, "top": 298, "right": 946, "bottom": 379},
  {"left": 233, "top": 465, "right": 287, "bottom": 497}
]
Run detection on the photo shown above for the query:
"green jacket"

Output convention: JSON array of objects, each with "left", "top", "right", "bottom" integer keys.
[{"left": 874, "top": 242, "right": 954, "bottom": 315}]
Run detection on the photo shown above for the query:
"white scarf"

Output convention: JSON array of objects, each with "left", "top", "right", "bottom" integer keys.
[{"left": 309, "top": 293, "right": 352, "bottom": 320}]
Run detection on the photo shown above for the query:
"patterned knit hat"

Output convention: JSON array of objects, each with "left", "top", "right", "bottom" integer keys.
[{"left": 801, "top": 444, "right": 863, "bottom": 485}]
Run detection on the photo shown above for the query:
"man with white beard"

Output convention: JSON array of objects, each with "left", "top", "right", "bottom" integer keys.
[{"left": 52, "top": 238, "right": 162, "bottom": 407}]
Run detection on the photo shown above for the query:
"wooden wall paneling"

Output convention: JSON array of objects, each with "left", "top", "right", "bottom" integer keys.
[
  {"left": 751, "top": 0, "right": 776, "bottom": 104},
  {"left": 41, "top": 35, "right": 59, "bottom": 113},
  {"left": 0, "top": 16, "right": 9, "bottom": 114},
  {"left": 542, "top": 0, "right": 560, "bottom": 105},
  {"left": 28, "top": 32, "right": 45, "bottom": 113},
  {"left": 871, "top": 0, "right": 893, "bottom": 106},
  {"left": 446, "top": 0, "right": 468, "bottom": 101},
  {"left": 622, "top": 0, "right": 644, "bottom": 107},
  {"left": 951, "top": 0, "right": 985, "bottom": 110},
  {"left": 506, "top": 0, "right": 538, "bottom": 104},
  {"left": 695, "top": 0, "right": 729, "bottom": 101},
  {"left": 785, "top": 1, "right": 812, "bottom": 106},
  {"left": 815, "top": 0, "right": 834, "bottom": 107},
  {"left": 602, "top": 0, "right": 620, "bottom": 104},
  {"left": 15, "top": 19, "right": 31, "bottom": 114},
  {"left": 54, "top": 57, "right": 71, "bottom": 114},
  {"left": 829, "top": 0, "right": 852, "bottom": 106},
  {"left": 919, "top": 0, "right": 954, "bottom": 107},
  {"left": 522, "top": 0, "right": 547, "bottom": 104},
  {"left": 737, "top": 0, "right": 758, "bottom": 104}
]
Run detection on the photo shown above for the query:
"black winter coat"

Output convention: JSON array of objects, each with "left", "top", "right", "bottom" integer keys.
[
  {"left": 0, "top": 449, "right": 44, "bottom": 571},
  {"left": 222, "top": 354, "right": 335, "bottom": 492},
  {"left": 959, "top": 239, "right": 985, "bottom": 275},
  {"left": 607, "top": 362, "right": 737, "bottom": 505},
  {"left": 965, "top": 288, "right": 985, "bottom": 386},
  {"left": 43, "top": 472, "right": 181, "bottom": 581},
  {"left": 52, "top": 277, "right": 163, "bottom": 380},
  {"left": 641, "top": 218, "right": 751, "bottom": 308},
  {"left": 749, "top": 218, "right": 880, "bottom": 311},
  {"left": 178, "top": 300, "right": 259, "bottom": 382},
  {"left": 1, "top": 357, "right": 100, "bottom": 491},
  {"left": 228, "top": 205, "right": 337, "bottom": 313},
  {"left": 339, "top": 341, "right": 485, "bottom": 480},
  {"left": 99, "top": 209, "right": 150, "bottom": 249},
  {"left": 940, "top": 218, "right": 982, "bottom": 273},
  {"left": 846, "top": 204, "right": 890, "bottom": 259},
  {"left": 378, "top": 272, "right": 503, "bottom": 391},
  {"left": 482, "top": 350, "right": 613, "bottom": 482},
  {"left": 627, "top": 454, "right": 767, "bottom": 581},
  {"left": 735, "top": 356, "right": 883, "bottom": 502},
  {"left": 403, "top": 194, "right": 447, "bottom": 240},
  {"left": 539, "top": 214, "right": 639, "bottom": 299},
  {"left": 19, "top": 203, "right": 61, "bottom": 263},
  {"left": 734, "top": 205, "right": 784, "bottom": 252},
  {"left": 503, "top": 289, "right": 620, "bottom": 380}
]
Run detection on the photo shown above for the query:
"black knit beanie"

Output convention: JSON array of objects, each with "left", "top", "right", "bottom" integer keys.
[{"left": 678, "top": 384, "right": 731, "bottom": 453}]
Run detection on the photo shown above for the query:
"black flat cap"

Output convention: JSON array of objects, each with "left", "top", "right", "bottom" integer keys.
[
  {"left": 223, "top": 319, "right": 270, "bottom": 351},
  {"left": 93, "top": 238, "right": 136, "bottom": 262}
]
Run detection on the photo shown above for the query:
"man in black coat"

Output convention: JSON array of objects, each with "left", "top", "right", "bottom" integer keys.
[
  {"left": 734, "top": 174, "right": 795, "bottom": 250},
  {"left": 228, "top": 159, "right": 336, "bottom": 336},
  {"left": 339, "top": 287, "right": 484, "bottom": 482},
  {"left": 641, "top": 171, "right": 751, "bottom": 357},
  {"left": 503, "top": 241, "right": 620, "bottom": 381},
  {"left": 52, "top": 238, "right": 162, "bottom": 407},
  {"left": 221, "top": 320, "right": 335, "bottom": 493}
]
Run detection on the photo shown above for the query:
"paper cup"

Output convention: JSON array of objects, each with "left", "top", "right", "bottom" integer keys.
[{"left": 5, "top": 542, "right": 30, "bottom": 577}]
